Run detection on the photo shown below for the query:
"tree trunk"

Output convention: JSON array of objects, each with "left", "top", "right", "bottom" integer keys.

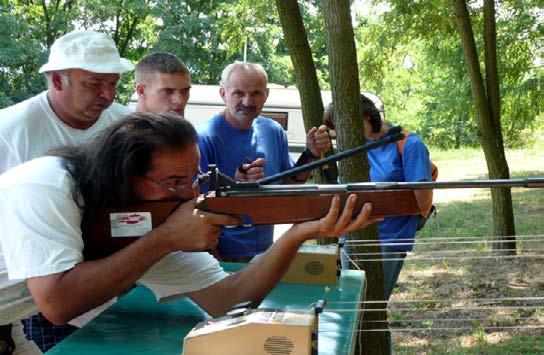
[
  {"left": 321, "top": 1, "right": 387, "bottom": 353},
  {"left": 275, "top": 0, "right": 338, "bottom": 186},
  {"left": 453, "top": 0, "right": 516, "bottom": 253},
  {"left": 482, "top": 0, "right": 516, "bottom": 251},
  {"left": 40, "top": 1, "right": 54, "bottom": 46}
]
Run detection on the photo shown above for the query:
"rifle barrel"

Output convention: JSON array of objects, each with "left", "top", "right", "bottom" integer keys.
[
  {"left": 257, "top": 127, "right": 404, "bottom": 185},
  {"left": 215, "top": 178, "right": 544, "bottom": 197},
  {"left": 371, "top": 178, "right": 544, "bottom": 190}
]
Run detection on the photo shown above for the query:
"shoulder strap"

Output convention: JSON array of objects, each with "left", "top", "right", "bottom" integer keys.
[
  {"left": 396, "top": 130, "right": 409, "bottom": 156},
  {"left": 397, "top": 130, "right": 438, "bottom": 181},
  {"left": 396, "top": 129, "right": 437, "bottom": 218}
]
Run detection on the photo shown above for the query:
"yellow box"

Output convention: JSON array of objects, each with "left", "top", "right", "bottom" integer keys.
[
  {"left": 183, "top": 308, "right": 318, "bottom": 355},
  {"left": 281, "top": 244, "right": 340, "bottom": 285}
]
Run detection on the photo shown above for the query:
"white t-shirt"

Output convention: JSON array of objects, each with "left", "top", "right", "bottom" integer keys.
[
  {"left": 0, "top": 156, "right": 228, "bottom": 324},
  {"left": 0, "top": 91, "right": 133, "bottom": 173}
]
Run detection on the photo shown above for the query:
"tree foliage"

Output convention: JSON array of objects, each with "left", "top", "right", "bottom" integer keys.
[
  {"left": 356, "top": 0, "right": 541, "bottom": 148},
  {"left": 0, "top": 2, "right": 52, "bottom": 106},
  {"left": 150, "top": 1, "right": 294, "bottom": 86},
  {"left": 0, "top": 0, "right": 156, "bottom": 104},
  {"left": 1, "top": 1, "right": 540, "bottom": 149}
]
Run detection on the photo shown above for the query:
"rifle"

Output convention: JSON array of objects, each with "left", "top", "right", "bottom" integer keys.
[
  {"left": 81, "top": 127, "right": 544, "bottom": 259},
  {"left": 197, "top": 176, "right": 544, "bottom": 225}
]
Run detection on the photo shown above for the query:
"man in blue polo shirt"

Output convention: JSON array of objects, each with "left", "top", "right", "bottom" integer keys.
[{"left": 197, "top": 62, "right": 331, "bottom": 262}]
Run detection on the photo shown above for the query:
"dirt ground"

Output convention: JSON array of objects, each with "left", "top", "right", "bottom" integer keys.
[
  {"left": 390, "top": 243, "right": 544, "bottom": 352},
  {"left": 387, "top": 148, "right": 544, "bottom": 352}
]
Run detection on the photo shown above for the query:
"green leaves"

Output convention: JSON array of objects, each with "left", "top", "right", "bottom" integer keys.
[
  {"left": 355, "top": 0, "right": 540, "bottom": 148},
  {"left": 0, "top": 0, "right": 539, "bottom": 149},
  {"left": 0, "top": 3, "right": 47, "bottom": 104}
]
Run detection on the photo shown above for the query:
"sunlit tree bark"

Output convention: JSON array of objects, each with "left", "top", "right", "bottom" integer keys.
[
  {"left": 321, "top": 1, "right": 388, "bottom": 353},
  {"left": 275, "top": 0, "right": 338, "bottom": 186}
]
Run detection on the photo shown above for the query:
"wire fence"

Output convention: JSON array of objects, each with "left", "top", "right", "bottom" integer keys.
[{"left": 339, "top": 229, "right": 544, "bottom": 342}]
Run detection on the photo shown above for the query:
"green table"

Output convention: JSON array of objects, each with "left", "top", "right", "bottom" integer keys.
[{"left": 46, "top": 264, "right": 365, "bottom": 355}]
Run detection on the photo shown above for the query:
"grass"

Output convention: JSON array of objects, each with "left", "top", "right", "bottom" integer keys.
[{"left": 390, "top": 145, "right": 544, "bottom": 354}]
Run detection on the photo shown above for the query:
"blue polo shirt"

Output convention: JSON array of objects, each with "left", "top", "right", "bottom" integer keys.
[{"left": 197, "top": 114, "right": 293, "bottom": 258}]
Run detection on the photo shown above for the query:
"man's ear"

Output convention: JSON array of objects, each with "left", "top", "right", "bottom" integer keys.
[
  {"left": 136, "top": 83, "right": 146, "bottom": 99},
  {"left": 219, "top": 87, "right": 227, "bottom": 103},
  {"left": 50, "top": 72, "right": 64, "bottom": 91},
  {"left": 264, "top": 87, "right": 270, "bottom": 101}
]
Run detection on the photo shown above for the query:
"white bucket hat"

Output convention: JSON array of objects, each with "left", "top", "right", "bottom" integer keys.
[{"left": 39, "top": 30, "right": 134, "bottom": 74}]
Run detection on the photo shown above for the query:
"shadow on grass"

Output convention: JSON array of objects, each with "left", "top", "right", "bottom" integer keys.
[
  {"left": 393, "top": 255, "right": 543, "bottom": 353},
  {"left": 396, "top": 331, "right": 544, "bottom": 354}
]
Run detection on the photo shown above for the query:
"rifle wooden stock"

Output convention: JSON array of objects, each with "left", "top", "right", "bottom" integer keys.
[
  {"left": 197, "top": 189, "right": 420, "bottom": 224},
  {"left": 81, "top": 190, "right": 418, "bottom": 260}
]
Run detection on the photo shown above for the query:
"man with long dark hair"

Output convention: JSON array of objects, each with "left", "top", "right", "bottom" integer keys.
[{"left": 0, "top": 112, "right": 379, "bottom": 354}]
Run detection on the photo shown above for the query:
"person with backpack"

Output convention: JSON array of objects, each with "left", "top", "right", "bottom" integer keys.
[
  {"left": 324, "top": 94, "right": 434, "bottom": 353},
  {"left": 324, "top": 94, "right": 434, "bottom": 296}
]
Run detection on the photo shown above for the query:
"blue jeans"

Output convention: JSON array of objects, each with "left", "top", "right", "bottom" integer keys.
[
  {"left": 22, "top": 313, "right": 77, "bottom": 352},
  {"left": 381, "top": 245, "right": 407, "bottom": 300}
]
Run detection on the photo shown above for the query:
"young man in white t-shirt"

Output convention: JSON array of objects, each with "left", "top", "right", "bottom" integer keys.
[
  {"left": 0, "top": 112, "right": 380, "bottom": 355},
  {"left": 0, "top": 30, "right": 134, "bottom": 353},
  {"left": 134, "top": 52, "right": 192, "bottom": 117}
]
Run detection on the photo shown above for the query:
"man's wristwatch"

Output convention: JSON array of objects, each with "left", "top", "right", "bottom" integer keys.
[
  {"left": 303, "top": 148, "right": 318, "bottom": 159},
  {"left": 295, "top": 149, "right": 318, "bottom": 167}
]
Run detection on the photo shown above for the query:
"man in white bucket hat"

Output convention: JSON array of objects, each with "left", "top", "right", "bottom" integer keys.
[
  {"left": 0, "top": 30, "right": 134, "bottom": 174},
  {"left": 0, "top": 30, "right": 133, "bottom": 354}
]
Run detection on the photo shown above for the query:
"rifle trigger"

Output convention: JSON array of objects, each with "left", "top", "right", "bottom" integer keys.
[{"left": 237, "top": 157, "right": 253, "bottom": 173}]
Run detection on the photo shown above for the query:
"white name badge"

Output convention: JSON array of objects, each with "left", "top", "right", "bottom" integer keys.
[{"left": 109, "top": 212, "right": 152, "bottom": 237}]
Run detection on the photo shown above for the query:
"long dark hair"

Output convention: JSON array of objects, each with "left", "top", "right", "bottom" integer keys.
[{"left": 50, "top": 111, "right": 198, "bottom": 210}]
